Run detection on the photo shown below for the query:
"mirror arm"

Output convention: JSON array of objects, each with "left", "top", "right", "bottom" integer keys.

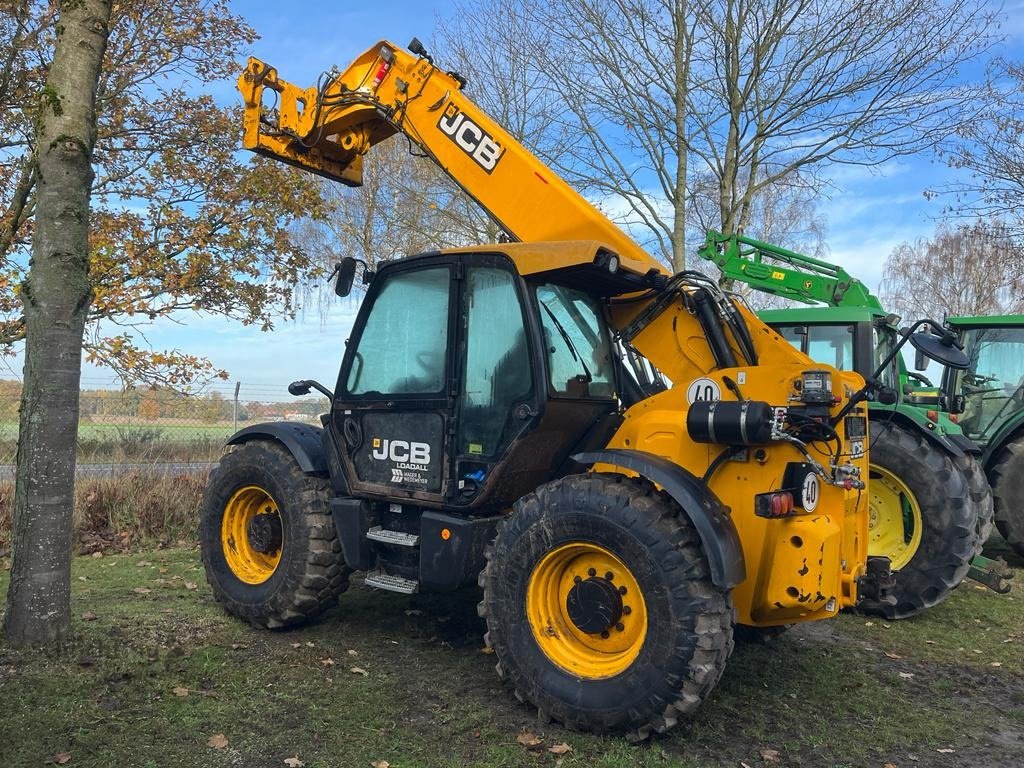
[{"left": 830, "top": 318, "right": 940, "bottom": 426}]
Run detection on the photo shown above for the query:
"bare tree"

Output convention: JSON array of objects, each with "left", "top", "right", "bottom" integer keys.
[
  {"left": 444, "top": 0, "right": 997, "bottom": 270},
  {"left": 3, "top": 0, "right": 112, "bottom": 646},
  {"left": 937, "top": 60, "right": 1024, "bottom": 244},
  {"left": 879, "top": 220, "right": 1024, "bottom": 321}
]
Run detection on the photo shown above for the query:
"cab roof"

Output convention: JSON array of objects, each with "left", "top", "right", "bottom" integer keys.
[{"left": 947, "top": 315, "right": 1024, "bottom": 327}]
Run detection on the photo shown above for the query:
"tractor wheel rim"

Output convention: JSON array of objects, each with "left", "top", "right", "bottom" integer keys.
[
  {"left": 867, "top": 464, "right": 923, "bottom": 571},
  {"left": 526, "top": 542, "right": 647, "bottom": 679},
  {"left": 221, "top": 485, "right": 284, "bottom": 584}
]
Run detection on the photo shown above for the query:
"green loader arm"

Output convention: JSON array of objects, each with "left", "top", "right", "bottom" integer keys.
[{"left": 698, "top": 231, "right": 883, "bottom": 311}]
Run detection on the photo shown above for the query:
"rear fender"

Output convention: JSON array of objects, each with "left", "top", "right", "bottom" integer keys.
[{"left": 573, "top": 449, "right": 746, "bottom": 589}]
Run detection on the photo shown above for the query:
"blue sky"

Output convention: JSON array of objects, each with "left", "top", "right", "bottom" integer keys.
[{"left": 9, "top": 0, "right": 1020, "bottom": 396}]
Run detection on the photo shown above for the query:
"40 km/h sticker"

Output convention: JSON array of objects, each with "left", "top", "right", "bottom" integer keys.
[
  {"left": 686, "top": 377, "right": 722, "bottom": 404},
  {"left": 801, "top": 473, "right": 820, "bottom": 512}
]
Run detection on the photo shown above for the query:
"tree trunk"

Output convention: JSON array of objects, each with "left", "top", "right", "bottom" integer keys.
[{"left": 3, "top": 0, "right": 112, "bottom": 647}]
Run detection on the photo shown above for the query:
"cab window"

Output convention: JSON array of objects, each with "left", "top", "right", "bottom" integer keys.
[
  {"left": 345, "top": 267, "right": 450, "bottom": 395},
  {"left": 535, "top": 284, "right": 614, "bottom": 398}
]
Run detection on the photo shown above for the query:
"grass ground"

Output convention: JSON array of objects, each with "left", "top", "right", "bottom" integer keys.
[{"left": 1, "top": 543, "right": 1021, "bottom": 768}]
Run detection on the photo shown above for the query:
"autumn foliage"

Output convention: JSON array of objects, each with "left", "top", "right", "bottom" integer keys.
[{"left": 0, "top": 1, "right": 325, "bottom": 385}]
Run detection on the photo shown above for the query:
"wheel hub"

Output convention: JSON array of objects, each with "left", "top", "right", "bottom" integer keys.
[
  {"left": 247, "top": 512, "right": 283, "bottom": 554},
  {"left": 566, "top": 576, "right": 623, "bottom": 634}
]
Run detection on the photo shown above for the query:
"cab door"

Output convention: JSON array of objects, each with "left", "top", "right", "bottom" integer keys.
[{"left": 332, "top": 256, "right": 456, "bottom": 503}]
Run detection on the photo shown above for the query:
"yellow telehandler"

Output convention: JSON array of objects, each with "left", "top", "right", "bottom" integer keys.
[{"left": 199, "top": 37, "right": 963, "bottom": 738}]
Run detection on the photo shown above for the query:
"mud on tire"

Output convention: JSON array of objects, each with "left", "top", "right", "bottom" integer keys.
[
  {"left": 479, "top": 473, "right": 733, "bottom": 740},
  {"left": 200, "top": 440, "right": 350, "bottom": 629},
  {"left": 858, "top": 423, "right": 977, "bottom": 620}
]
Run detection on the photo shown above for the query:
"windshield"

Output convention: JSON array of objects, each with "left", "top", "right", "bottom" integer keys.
[
  {"left": 955, "top": 326, "right": 1024, "bottom": 441},
  {"left": 535, "top": 284, "right": 615, "bottom": 398}
]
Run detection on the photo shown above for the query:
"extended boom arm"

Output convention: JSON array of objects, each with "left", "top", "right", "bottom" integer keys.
[{"left": 238, "top": 39, "right": 663, "bottom": 280}]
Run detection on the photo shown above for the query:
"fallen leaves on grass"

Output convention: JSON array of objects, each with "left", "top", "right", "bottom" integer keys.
[
  {"left": 937, "top": 748, "right": 955, "bottom": 753},
  {"left": 883, "top": 652, "right": 902, "bottom": 660},
  {"left": 132, "top": 587, "right": 151, "bottom": 595},
  {"left": 284, "top": 757, "right": 304, "bottom": 767},
  {"left": 991, "top": 661, "right": 1002, "bottom": 667},
  {"left": 898, "top": 672, "right": 914, "bottom": 679},
  {"left": 172, "top": 686, "right": 189, "bottom": 697},
  {"left": 207, "top": 734, "right": 229, "bottom": 749},
  {"left": 759, "top": 747, "right": 780, "bottom": 762},
  {"left": 548, "top": 742, "right": 572, "bottom": 755},
  {"left": 48, "top": 754, "right": 72, "bottom": 765},
  {"left": 184, "top": 581, "right": 197, "bottom": 590},
  {"left": 480, "top": 646, "right": 494, "bottom": 654},
  {"left": 291, "top": 643, "right": 302, "bottom": 649},
  {"left": 370, "top": 761, "right": 390, "bottom": 768},
  {"left": 320, "top": 658, "right": 335, "bottom": 667},
  {"left": 347, "top": 649, "right": 358, "bottom": 656},
  {"left": 884, "top": 763, "right": 897, "bottom": 768},
  {"left": 81, "top": 611, "right": 97, "bottom": 622},
  {"left": 516, "top": 731, "right": 543, "bottom": 748},
  {"left": 350, "top": 667, "right": 369, "bottom": 676}
]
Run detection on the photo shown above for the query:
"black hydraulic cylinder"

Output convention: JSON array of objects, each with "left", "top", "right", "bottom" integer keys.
[{"left": 692, "top": 288, "right": 738, "bottom": 369}]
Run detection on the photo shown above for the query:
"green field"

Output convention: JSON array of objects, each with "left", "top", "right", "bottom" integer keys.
[{"left": 1, "top": 544, "right": 1021, "bottom": 768}]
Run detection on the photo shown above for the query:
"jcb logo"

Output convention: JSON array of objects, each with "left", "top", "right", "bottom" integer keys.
[
  {"left": 372, "top": 438, "right": 430, "bottom": 464},
  {"left": 437, "top": 104, "right": 504, "bottom": 173}
]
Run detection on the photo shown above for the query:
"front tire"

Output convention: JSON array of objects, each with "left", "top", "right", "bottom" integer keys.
[
  {"left": 989, "top": 438, "right": 1024, "bottom": 557},
  {"left": 479, "top": 474, "right": 733, "bottom": 739},
  {"left": 200, "top": 440, "right": 350, "bottom": 628},
  {"left": 858, "top": 423, "right": 977, "bottom": 619}
]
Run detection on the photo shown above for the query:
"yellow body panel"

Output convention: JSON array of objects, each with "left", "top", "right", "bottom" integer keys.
[{"left": 237, "top": 42, "right": 872, "bottom": 628}]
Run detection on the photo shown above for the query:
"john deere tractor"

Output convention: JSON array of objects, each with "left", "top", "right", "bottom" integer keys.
[
  {"left": 927, "top": 316, "right": 1024, "bottom": 558},
  {"left": 700, "top": 232, "right": 1003, "bottom": 618}
]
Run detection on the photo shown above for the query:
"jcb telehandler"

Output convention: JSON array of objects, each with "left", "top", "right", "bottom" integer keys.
[
  {"left": 200, "top": 39, "right": 957, "bottom": 737},
  {"left": 700, "top": 232, "right": 1006, "bottom": 616}
]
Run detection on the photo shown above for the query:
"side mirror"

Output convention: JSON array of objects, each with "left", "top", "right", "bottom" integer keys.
[
  {"left": 288, "top": 380, "right": 312, "bottom": 396},
  {"left": 914, "top": 346, "right": 927, "bottom": 371},
  {"left": 334, "top": 257, "right": 358, "bottom": 298},
  {"left": 909, "top": 331, "right": 970, "bottom": 370}
]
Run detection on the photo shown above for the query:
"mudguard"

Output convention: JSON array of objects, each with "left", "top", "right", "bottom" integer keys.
[
  {"left": 878, "top": 411, "right": 980, "bottom": 459},
  {"left": 226, "top": 422, "right": 327, "bottom": 474},
  {"left": 573, "top": 449, "right": 746, "bottom": 589}
]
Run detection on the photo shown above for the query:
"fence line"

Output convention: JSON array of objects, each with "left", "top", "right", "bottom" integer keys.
[{"left": 0, "top": 381, "right": 330, "bottom": 467}]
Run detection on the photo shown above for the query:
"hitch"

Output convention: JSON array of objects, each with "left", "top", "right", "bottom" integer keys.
[
  {"left": 857, "top": 556, "right": 897, "bottom": 607},
  {"left": 967, "top": 554, "right": 1014, "bottom": 594}
]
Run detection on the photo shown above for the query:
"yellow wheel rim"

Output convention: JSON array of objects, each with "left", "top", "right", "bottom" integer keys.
[
  {"left": 221, "top": 485, "right": 284, "bottom": 584},
  {"left": 867, "top": 464, "right": 923, "bottom": 571},
  {"left": 526, "top": 542, "right": 648, "bottom": 680}
]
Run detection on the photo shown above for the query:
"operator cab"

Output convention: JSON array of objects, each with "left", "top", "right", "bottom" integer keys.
[{"left": 329, "top": 242, "right": 654, "bottom": 513}]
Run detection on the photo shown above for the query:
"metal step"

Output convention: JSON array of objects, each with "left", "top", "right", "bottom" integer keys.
[
  {"left": 366, "top": 526, "right": 419, "bottom": 547},
  {"left": 364, "top": 570, "right": 419, "bottom": 594}
]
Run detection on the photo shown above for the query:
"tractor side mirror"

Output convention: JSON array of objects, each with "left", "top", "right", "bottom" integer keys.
[
  {"left": 914, "top": 346, "right": 927, "bottom": 371},
  {"left": 909, "top": 331, "right": 970, "bottom": 370},
  {"left": 334, "top": 257, "right": 358, "bottom": 298}
]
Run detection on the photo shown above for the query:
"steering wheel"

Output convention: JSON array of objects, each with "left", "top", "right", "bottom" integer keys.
[
  {"left": 415, "top": 351, "right": 435, "bottom": 371},
  {"left": 906, "top": 371, "right": 933, "bottom": 387}
]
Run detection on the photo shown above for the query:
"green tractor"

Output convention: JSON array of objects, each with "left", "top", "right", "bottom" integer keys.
[
  {"left": 699, "top": 232, "right": 1008, "bottom": 619},
  {"left": 922, "top": 316, "right": 1024, "bottom": 558}
]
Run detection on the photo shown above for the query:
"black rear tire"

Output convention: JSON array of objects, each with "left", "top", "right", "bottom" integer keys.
[
  {"left": 200, "top": 440, "right": 350, "bottom": 629},
  {"left": 858, "top": 423, "right": 977, "bottom": 619},
  {"left": 988, "top": 438, "right": 1024, "bottom": 558},
  {"left": 479, "top": 473, "right": 733, "bottom": 740},
  {"left": 954, "top": 452, "right": 994, "bottom": 555}
]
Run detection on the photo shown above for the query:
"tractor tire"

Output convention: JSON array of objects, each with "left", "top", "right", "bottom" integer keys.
[
  {"left": 479, "top": 473, "right": 733, "bottom": 740},
  {"left": 858, "top": 423, "right": 977, "bottom": 620},
  {"left": 988, "top": 438, "right": 1024, "bottom": 558},
  {"left": 954, "top": 452, "right": 994, "bottom": 555},
  {"left": 200, "top": 440, "right": 350, "bottom": 629}
]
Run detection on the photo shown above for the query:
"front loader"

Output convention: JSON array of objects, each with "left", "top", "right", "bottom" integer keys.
[
  {"left": 700, "top": 231, "right": 1008, "bottom": 617},
  {"left": 198, "top": 39, "right": 951, "bottom": 737}
]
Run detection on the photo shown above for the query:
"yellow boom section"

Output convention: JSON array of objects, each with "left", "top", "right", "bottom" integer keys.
[{"left": 237, "top": 42, "right": 662, "bottom": 279}]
